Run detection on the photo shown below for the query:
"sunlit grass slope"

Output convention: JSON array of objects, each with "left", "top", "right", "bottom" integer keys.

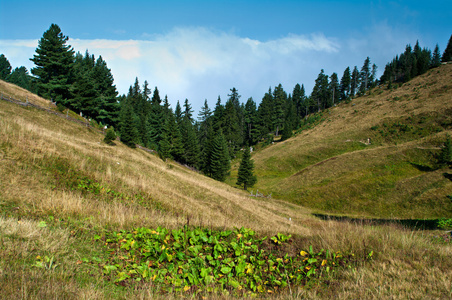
[
  {"left": 1, "top": 73, "right": 451, "bottom": 299},
  {"left": 236, "top": 64, "right": 452, "bottom": 219},
  {"left": 0, "top": 85, "right": 311, "bottom": 235}
]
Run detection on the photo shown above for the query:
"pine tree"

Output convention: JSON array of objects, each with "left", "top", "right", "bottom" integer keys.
[
  {"left": 272, "top": 84, "right": 287, "bottom": 136},
  {"left": 174, "top": 100, "right": 183, "bottom": 125},
  {"left": 244, "top": 97, "right": 258, "bottom": 146},
  {"left": 0, "top": 54, "right": 12, "bottom": 80},
  {"left": 92, "top": 56, "right": 119, "bottom": 127},
  {"left": 222, "top": 88, "right": 243, "bottom": 154},
  {"left": 359, "top": 57, "right": 371, "bottom": 95},
  {"left": 432, "top": 44, "right": 442, "bottom": 68},
  {"left": 8, "top": 67, "right": 33, "bottom": 91},
  {"left": 312, "top": 70, "right": 329, "bottom": 111},
  {"left": 292, "top": 83, "right": 304, "bottom": 120},
  {"left": 236, "top": 147, "right": 257, "bottom": 190},
  {"left": 350, "top": 66, "right": 359, "bottom": 97},
  {"left": 180, "top": 114, "right": 200, "bottom": 168},
  {"left": 30, "top": 24, "right": 75, "bottom": 103},
  {"left": 339, "top": 67, "right": 351, "bottom": 101},
  {"left": 256, "top": 88, "right": 274, "bottom": 138},
  {"left": 212, "top": 96, "right": 224, "bottom": 131},
  {"left": 119, "top": 100, "right": 138, "bottom": 148},
  {"left": 208, "top": 130, "right": 230, "bottom": 181},
  {"left": 329, "top": 72, "right": 339, "bottom": 106},
  {"left": 442, "top": 34, "right": 452, "bottom": 62}
]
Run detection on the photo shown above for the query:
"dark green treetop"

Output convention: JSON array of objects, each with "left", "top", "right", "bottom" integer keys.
[{"left": 30, "top": 23, "right": 75, "bottom": 102}]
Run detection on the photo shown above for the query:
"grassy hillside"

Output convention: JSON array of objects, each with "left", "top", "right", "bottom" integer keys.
[
  {"left": 1, "top": 71, "right": 451, "bottom": 299},
  {"left": 231, "top": 64, "right": 452, "bottom": 219}
]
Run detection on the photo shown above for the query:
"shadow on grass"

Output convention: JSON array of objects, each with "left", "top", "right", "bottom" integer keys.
[
  {"left": 410, "top": 162, "right": 436, "bottom": 172},
  {"left": 313, "top": 213, "right": 441, "bottom": 230},
  {"left": 443, "top": 172, "right": 452, "bottom": 181}
]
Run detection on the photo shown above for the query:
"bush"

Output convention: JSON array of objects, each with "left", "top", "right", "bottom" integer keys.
[{"left": 103, "top": 127, "right": 116, "bottom": 145}]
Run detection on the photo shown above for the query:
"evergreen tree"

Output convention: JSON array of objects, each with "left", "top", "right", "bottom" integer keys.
[
  {"left": 272, "top": 84, "right": 287, "bottom": 136},
  {"left": 212, "top": 96, "right": 224, "bottom": 131},
  {"left": 256, "top": 88, "right": 274, "bottom": 139},
  {"left": 244, "top": 97, "right": 259, "bottom": 146},
  {"left": 339, "top": 66, "right": 351, "bottom": 101},
  {"left": 30, "top": 24, "right": 75, "bottom": 103},
  {"left": 159, "top": 109, "right": 184, "bottom": 161},
  {"left": 92, "top": 56, "right": 119, "bottom": 127},
  {"left": 174, "top": 100, "right": 183, "bottom": 125},
  {"left": 359, "top": 57, "right": 371, "bottom": 95},
  {"left": 208, "top": 130, "right": 230, "bottom": 181},
  {"left": 180, "top": 101, "right": 200, "bottom": 168},
  {"left": 183, "top": 98, "right": 194, "bottom": 122},
  {"left": 147, "top": 87, "right": 164, "bottom": 149},
  {"left": 236, "top": 147, "right": 257, "bottom": 190},
  {"left": 8, "top": 66, "right": 33, "bottom": 91},
  {"left": 350, "top": 66, "right": 359, "bottom": 97},
  {"left": 329, "top": 72, "right": 339, "bottom": 106},
  {"left": 0, "top": 54, "right": 12, "bottom": 80},
  {"left": 292, "top": 83, "right": 305, "bottom": 120},
  {"left": 312, "top": 69, "right": 329, "bottom": 111},
  {"left": 197, "top": 99, "right": 213, "bottom": 166},
  {"left": 442, "top": 34, "right": 452, "bottom": 62},
  {"left": 370, "top": 63, "right": 378, "bottom": 88},
  {"left": 119, "top": 100, "right": 138, "bottom": 148},
  {"left": 70, "top": 51, "right": 98, "bottom": 117},
  {"left": 223, "top": 89, "right": 243, "bottom": 154},
  {"left": 432, "top": 44, "right": 442, "bottom": 68}
]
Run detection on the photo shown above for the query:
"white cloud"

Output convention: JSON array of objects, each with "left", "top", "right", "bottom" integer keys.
[{"left": 0, "top": 25, "right": 415, "bottom": 113}]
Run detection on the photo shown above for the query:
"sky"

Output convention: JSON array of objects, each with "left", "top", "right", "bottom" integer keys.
[{"left": 0, "top": 0, "right": 451, "bottom": 113}]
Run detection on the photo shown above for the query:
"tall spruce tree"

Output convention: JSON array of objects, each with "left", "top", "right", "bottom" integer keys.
[
  {"left": 442, "top": 34, "right": 452, "bottom": 62},
  {"left": 208, "top": 130, "right": 230, "bottom": 181},
  {"left": 339, "top": 66, "right": 351, "bottom": 101},
  {"left": 350, "top": 66, "right": 359, "bottom": 97},
  {"left": 359, "top": 57, "right": 371, "bottom": 95},
  {"left": 236, "top": 147, "right": 257, "bottom": 190},
  {"left": 119, "top": 99, "right": 138, "bottom": 148},
  {"left": 432, "top": 44, "right": 442, "bottom": 68},
  {"left": 30, "top": 24, "right": 75, "bottom": 103},
  {"left": 329, "top": 72, "right": 339, "bottom": 106},
  {"left": 244, "top": 97, "right": 258, "bottom": 146}
]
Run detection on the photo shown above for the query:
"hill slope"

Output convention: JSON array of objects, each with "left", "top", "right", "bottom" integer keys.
[
  {"left": 231, "top": 64, "right": 452, "bottom": 219},
  {"left": 0, "top": 80, "right": 313, "bottom": 235},
  {"left": 1, "top": 71, "right": 451, "bottom": 299}
]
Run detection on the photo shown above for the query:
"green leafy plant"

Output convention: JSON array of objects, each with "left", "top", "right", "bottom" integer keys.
[
  {"left": 438, "top": 218, "right": 452, "bottom": 230},
  {"left": 93, "top": 226, "right": 356, "bottom": 296}
]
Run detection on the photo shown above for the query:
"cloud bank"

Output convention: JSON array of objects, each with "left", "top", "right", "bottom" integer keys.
[{"left": 0, "top": 25, "right": 417, "bottom": 113}]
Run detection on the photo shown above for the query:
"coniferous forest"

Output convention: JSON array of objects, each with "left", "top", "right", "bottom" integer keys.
[{"left": 1, "top": 24, "right": 451, "bottom": 183}]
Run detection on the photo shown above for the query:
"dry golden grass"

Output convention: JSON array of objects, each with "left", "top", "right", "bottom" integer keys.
[
  {"left": 1, "top": 69, "right": 452, "bottom": 299},
  {"left": 0, "top": 99, "right": 314, "bottom": 235},
  {"left": 0, "top": 79, "right": 50, "bottom": 107}
]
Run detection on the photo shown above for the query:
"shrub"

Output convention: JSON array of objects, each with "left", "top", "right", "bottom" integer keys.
[{"left": 103, "top": 127, "right": 116, "bottom": 145}]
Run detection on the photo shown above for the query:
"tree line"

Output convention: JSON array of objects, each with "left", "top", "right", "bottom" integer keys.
[
  {"left": 380, "top": 35, "right": 452, "bottom": 86},
  {"left": 1, "top": 24, "right": 451, "bottom": 186}
]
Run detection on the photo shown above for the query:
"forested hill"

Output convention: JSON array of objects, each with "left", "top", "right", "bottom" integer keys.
[
  {"left": 236, "top": 63, "right": 452, "bottom": 219},
  {"left": 2, "top": 24, "right": 451, "bottom": 188}
]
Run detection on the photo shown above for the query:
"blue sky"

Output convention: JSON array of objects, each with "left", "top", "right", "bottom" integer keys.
[{"left": 1, "top": 0, "right": 450, "bottom": 113}]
